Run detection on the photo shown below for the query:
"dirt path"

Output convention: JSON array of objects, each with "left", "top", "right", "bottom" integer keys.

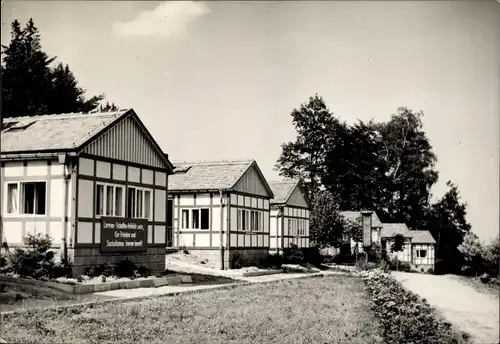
[{"left": 392, "top": 272, "right": 499, "bottom": 344}]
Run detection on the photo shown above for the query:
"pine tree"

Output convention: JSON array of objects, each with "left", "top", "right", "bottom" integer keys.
[{"left": 1, "top": 18, "right": 115, "bottom": 118}]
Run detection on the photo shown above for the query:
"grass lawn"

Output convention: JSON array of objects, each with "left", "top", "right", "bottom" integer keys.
[{"left": 1, "top": 275, "right": 384, "bottom": 344}]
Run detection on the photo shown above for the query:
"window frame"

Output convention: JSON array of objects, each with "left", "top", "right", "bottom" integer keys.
[
  {"left": 4, "top": 181, "right": 47, "bottom": 217},
  {"left": 96, "top": 182, "right": 126, "bottom": 218},
  {"left": 180, "top": 208, "right": 210, "bottom": 230},
  {"left": 126, "top": 186, "right": 152, "bottom": 220},
  {"left": 417, "top": 249, "right": 427, "bottom": 258}
]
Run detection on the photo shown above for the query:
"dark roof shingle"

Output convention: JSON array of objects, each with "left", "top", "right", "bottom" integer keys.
[
  {"left": 1, "top": 110, "right": 129, "bottom": 153},
  {"left": 169, "top": 159, "right": 255, "bottom": 192},
  {"left": 381, "top": 223, "right": 436, "bottom": 244},
  {"left": 268, "top": 179, "right": 299, "bottom": 204}
]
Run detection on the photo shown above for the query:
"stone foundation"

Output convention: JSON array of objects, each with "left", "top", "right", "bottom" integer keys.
[{"left": 71, "top": 247, "right": 165, "bottom": 276}]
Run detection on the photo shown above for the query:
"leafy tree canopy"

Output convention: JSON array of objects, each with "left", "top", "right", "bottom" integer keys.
[{"left": 276, "top": 95, "right": 472, "bottom": 273}]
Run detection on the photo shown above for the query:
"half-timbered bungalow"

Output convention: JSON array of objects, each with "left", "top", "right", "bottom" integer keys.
[
  {"left": 381, "top": 223, "right": 436, "bottom": 271},
  {"left": 0, "top": 109, "right": 174, "bottom": 275},
  {"left": 268, "top": 179, "right": 311, "bottom": 253},
  {"left": 167, "top": 160, "right": 274, "bottom": 270}
]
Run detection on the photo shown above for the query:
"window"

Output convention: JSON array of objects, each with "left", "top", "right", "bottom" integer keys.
[
  {"left": 96, "top": 183, "right": 124, "bottom": 217},
  {"left": 181, "top": 209, "right": 190, "bottom": 229},
  {"left": 6, "top": 183, "right": 18, "bottom": 214},
  {"left": 417, "top": 249, "right": 427, "bottom": 258},
  {"left": 298, "top": 219, "right": 306, "bottom": 236},
  {"left": 22, "top": 182, "right": 46, "bottom": 215},
  {"left": 144, "top": 191, "right": 151, "bottom": 219},
  {"left": 249, "top": 210, "right": 262, "bottom": 232},
  {"left": 167, "top": 200, "right": 174, "bottom": 228},
  {"left": 4, "top": 182, "right": 46, "bottom": 215},
  {"left": 181, "top": 208, "right": 210, "bottom": 230},
  {"left": 127, "top": 187, "right": 152, "bottom": 219},
  {"left": 106, "top": 185, "right": 114, "bottom": 216},
  {"left": 200, "top": 209, "right": 209, "bottom": 229},
  {"left": 192, "top": 209, "right": 200, "bottom": 229},
  {"left": 127, "top": 187, "right": 136, "bottom": 218}
]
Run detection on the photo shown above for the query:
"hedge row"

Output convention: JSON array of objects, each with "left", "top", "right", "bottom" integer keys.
[{"left": 360, "top": 269, "right": 470, "bottom": 344}]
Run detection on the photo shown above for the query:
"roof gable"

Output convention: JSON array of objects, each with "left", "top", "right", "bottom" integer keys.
[
  {"left": 381, "top": 223, "right": 436, "bottom": 244},
  {"left": 408, "top": 230, "right": 436, "bottom": 244},
  {"left": 168, "top": 159, "right": 273, "bottom": 197},
  {"left": 381, "top": 223, "right": 410, "bottom": 237},
  {"left": 169, "top": 159, "right": 253, "bottom": 192},
  {"left": 1, "top": 109, "right": 173, "bottom": 171},
  {"left": 232, "top": 162, "right": 274, "bottom": 198},
  {"left": 269, "top": 179, "right": 311, "bottom": 208},
  {"left": 82, "top": 110, "right": 172, "bottom": 170},
  {"left": 1, "top": 110, "right": 128, "bottom": 153}
]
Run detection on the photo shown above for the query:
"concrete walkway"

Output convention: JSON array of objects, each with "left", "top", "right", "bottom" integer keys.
[
  {"left": 94, "top": 271, "right": 346, "bottom": 299},
  {"left": 392, "top": 271, "right": 499, "bottom": 344}
]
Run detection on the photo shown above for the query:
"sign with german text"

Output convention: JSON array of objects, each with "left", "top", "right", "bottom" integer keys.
[
  {"left": 100, "top": 217, "right": 147, "bottom": 253},
  {"left": 362, "top": 213, "right": 372, "bottom": 248}
]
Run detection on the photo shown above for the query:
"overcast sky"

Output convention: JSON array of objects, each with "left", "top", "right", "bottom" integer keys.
[{"left": 2, "top": 1, "right": 498, "bottom": 240}]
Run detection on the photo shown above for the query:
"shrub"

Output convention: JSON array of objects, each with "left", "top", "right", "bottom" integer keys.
[
  {"left": 258, "top": 253, "right": 283, "bottom": 269},
  {"left": 8, "top": 234, "right": 56, "bottom": 279},
  {"left": 366, "top": 244, "right": 387, "bottom": 263},
  {"left": 137, "top": 265, "right": 150, "bottom": 277},
  {"left": 283, "top": 244, "right": 304, "bottom": 264},
  {"left": 51, "top": 263, "right": 73, "bottom": 278},
  {"left": 356, "top": 260, "right": 378, "bottom": 271},
  {"left": 231, "top": 252, "right": 248, "bottom": 269},
  {"left": 389, "top": 258, "right": 411, "bottom": 272},
  {"left": 302, "top": 247, "right": 324, "bottom": 267},
  {"left": 479, "top": 273, "right": 491, "bottom": 284},
  {"left": 360, "top": 269, "right": 469, "bottom": 344},
  {"left": 93, "top": 261, "right": 114, "bottom": 277},
  {"left": 113, "top": 259, "right": 138, "bottom": 278},
  {"left": 378, "top": 260, "right": 391, "bottom": 272}
]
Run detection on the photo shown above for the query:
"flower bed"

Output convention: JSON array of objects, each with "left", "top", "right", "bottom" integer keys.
[
  {"left": 360, "top": 269, "right": 470, "bottom": 344},
  {"left": 0, "top": 273, "right": 192, "bottom": 295}
]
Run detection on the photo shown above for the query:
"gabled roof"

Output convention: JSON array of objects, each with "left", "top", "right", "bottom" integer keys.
[
  {"left": 1, "top": 109, "right": 173, "bottom": 171},
  {"left": 169, "top": 159, "right": 274, "bottom": 197},
  {"left": 381, "top": 223, "right": 436, "bottom": 244},
  {"left": 408, "top": 231, "right": 436, "bottom": 244},
  {"left": 340, "top": 210, "right": 383, "bottom": 228},
  {"left": 268, "top": 179, "right": 296, "bottom": 204},
  {"left": 1, "top": 110, "right": 129, "bottom": 152},
  {"left": 381, "top": 223, "right": 409, "bottom": 237}
]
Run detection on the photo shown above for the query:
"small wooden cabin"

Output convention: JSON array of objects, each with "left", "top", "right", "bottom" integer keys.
[
  {"left": 268, "top": 179, "right": 311, "bottom": 253},
  {"left": 167, "top": 160, "right": 274, "bottom": 270},
  {"left": 381, "top": 223, "right": 436, "bottom": 271},
  {"left": 1, "top": 109, "right": 174, "bottom": 275}
]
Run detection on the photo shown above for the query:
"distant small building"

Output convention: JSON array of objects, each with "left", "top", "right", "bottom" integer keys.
[
  {"left": 340, "top": 210, "right": 383, "bottom": 252},
  {"left": 381, "top": 223, "right": 436, "bottom": 271},
  {"left": 167, "top": 159, "right": 274, "bottom": 270},
  {"left": 268, "top": 179, "right": 311, "bottom": 253}
]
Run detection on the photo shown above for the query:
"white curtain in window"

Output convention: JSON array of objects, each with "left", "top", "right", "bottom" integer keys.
[{"left": 7, "top": 184, "right": 18, "bottom": 213}]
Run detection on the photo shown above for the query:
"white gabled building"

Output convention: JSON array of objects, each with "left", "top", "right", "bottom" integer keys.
[
  {"left": 167, "top": 159, "right": 274, "bottom": 270},
  {"left": 268, "top": 179, "right": 311, "bottom": 253}
]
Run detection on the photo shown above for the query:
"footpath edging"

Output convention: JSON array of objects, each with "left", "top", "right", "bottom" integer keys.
[{"left": 0, "top": 273, "right": 333, "bottom": 318}]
